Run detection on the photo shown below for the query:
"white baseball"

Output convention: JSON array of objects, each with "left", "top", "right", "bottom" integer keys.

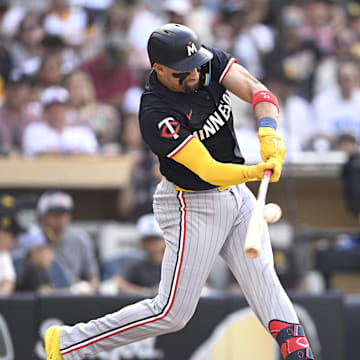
[{"left": 263, "top": 203, "right": 282, "bottom": 223}]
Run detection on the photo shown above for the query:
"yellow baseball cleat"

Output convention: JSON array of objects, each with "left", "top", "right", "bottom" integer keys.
[{"left": 44, "top": 325, "right": 64, "bottom": 360}]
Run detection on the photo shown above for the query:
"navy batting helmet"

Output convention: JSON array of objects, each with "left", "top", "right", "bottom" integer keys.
[{"left": 147, "top": 23, "right": 213, "bottom": 71}]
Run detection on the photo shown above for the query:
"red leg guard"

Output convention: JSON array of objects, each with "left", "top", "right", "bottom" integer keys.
[{"left": 269, "top": 320, "right": 314, "bottom": 360}]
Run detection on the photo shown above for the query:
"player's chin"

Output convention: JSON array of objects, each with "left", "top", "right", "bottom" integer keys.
[{"left": 183, "top": 79, "right": 199, "bottom": 93}]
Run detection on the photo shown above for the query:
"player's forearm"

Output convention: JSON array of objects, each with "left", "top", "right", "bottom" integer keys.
[
  {"left": 172, "top": 138, "right": 264, "bottom": 186},
  {"left": 253, "top": 101, "right": 279, "bottom": 122},
  {"left": 221, "top": 62, "right": 265, "bottom": 100},
  {"left": 200, "top": 159, "right": 255, "bottom": 186},
  {"left": 221, "top": 62, "right": 279, "bottom": 122}
]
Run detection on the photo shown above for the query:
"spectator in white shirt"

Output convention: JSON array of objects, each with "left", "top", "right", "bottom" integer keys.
[
  {"left": 312, "top": 59, "right": 360, "bottom": 144},
  {"left": 232, "top": 2, "right": 274, "bottom": 80},
  {"left": 22, "top": 86, "right": 98, "bottom": 157},
  {"left": 126, "top": 2, "right": 162, "bottom": 69},
  {"left": 0, "top": 195, "right": 21, "bottom": 296},
  {"left": 43, "top": 0, "right": 88, "bottom": 46}
]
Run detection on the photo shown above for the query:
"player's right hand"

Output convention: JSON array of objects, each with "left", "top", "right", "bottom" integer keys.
[
  {"left": 267, "top": 157, "right": 283, "bottom": 182},
  {"left": 245, "top": 158, "right": 282, "bottom": 182},
  {"left": 258, "top": 127, "right": 286, "bottom": 164}
]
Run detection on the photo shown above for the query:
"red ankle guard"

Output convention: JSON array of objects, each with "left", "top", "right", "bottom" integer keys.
[{"left": 269, "top": 320, "right": 314, "bottom": 360}]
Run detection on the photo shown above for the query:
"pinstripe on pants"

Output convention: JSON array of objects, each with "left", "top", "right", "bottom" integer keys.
[{"left": 59, "top": 177, "right": 298, "bottom": 360}]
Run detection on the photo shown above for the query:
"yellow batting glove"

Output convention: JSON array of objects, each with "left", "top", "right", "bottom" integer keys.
[
  {"left": 258, "top": 126, "right": 286, "bottom": 163},
  {"left": 267, "top": 157, "right": 283, "bottom": 182},
  {"left": 244, "top": 158, "right": 282, "bottom": 182}
]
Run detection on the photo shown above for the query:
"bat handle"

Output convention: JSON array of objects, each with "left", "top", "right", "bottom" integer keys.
[
  {"left": 263, "top": 169, "right": 273, "bottom": 179},
  {"left": 257, "top": 169, "right": 272, "bottom": 202}
]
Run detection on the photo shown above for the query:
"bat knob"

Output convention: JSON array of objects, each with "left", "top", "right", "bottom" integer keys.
[{"left": 245, "top": 248, "right": 259, "bottom": 259}]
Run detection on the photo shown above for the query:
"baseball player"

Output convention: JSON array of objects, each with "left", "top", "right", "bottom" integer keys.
[{"left": 45, "top": 24, "right": 314, "bottom": 360}]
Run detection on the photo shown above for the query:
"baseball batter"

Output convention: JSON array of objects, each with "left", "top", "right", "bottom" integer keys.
[{"left": 45, "top": 24, "right": 314, "bottom": 360}]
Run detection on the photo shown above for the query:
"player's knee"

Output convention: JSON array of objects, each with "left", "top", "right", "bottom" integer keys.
[
  {"left": 165, "top": 315, "right": 191, "bottom": 333},
  {"left": 261, "top": 261, "right": 278, "bottom": 280},
  {"left": 175, "top": 313, "right": 193, "bottom": 331},
  {"left": 152, "top": 294, "right": 196, "bottom": 333},
  {"left": 161, "top": 308, "right": 193, "bottom": 333}
]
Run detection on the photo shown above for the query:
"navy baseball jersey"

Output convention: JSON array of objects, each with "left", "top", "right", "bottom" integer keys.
[{"left": 139, "top": 47, "right": 245, "bottom": 191}]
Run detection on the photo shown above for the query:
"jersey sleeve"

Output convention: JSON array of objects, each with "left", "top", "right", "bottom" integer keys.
[
  {"left": 204, "top": 46, "right": 237, "bottom": 84},
  {"left": 139, "top": 109, "right": 194, "bottom": 158}
]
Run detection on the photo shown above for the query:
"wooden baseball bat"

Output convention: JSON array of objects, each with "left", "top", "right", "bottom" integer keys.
[{"left": 244, "top": 169, "right": 272, "bottom": 259}]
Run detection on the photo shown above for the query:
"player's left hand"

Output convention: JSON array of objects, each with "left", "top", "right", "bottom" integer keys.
[
  {"left": 267, "top": 157, "right": 283, "bottom": 182},
  {"left": 245, "top": 158, "right": 282, "bottom": 183},
  {"left": 258, "top": 127, "right": 286, "bottom": 163}
]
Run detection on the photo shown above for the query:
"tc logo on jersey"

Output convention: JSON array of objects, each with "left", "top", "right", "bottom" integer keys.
[
  {"left": 158, "top": 117, "right": 180, "bottom": 139},
  {"left": 187, "top": 41, "right": 197, "bottom": 57}
]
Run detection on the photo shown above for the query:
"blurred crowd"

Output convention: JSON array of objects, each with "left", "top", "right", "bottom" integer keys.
[
  {"left": 0, "top": 191, "right": 167, "bottom": 296},
  {"left": 0, "top": 0, "right": 360, "bottom": 158},
  {"left": 1, "top": 0, "right": 360, "bottom": 297}
]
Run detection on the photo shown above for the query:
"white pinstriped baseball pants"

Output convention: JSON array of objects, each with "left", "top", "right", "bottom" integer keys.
[{"left": 60, "top": 177, "right": 298, "bottom": 359}]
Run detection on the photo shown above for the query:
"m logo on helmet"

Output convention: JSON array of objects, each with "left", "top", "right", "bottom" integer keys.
[{"left": 187, "top": 41, "right": 197, "bottom": 57}]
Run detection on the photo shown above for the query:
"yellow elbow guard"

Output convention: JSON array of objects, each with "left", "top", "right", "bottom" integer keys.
[{"left": 171, "top": 137, "right": 280, "bottom": 186}]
